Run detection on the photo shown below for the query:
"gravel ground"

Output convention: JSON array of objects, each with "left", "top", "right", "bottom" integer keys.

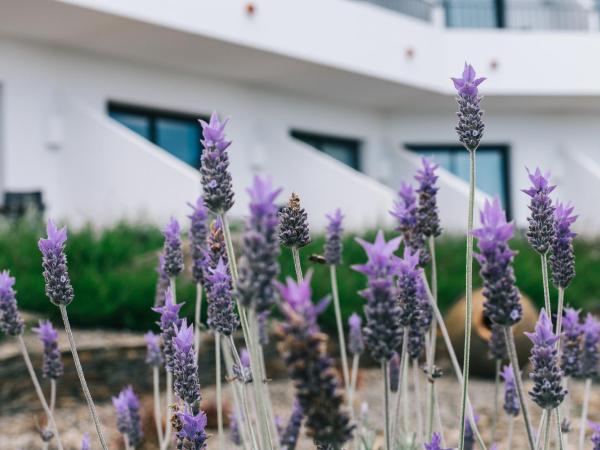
[{"left": 1, "top": 368, "right": 598, "bottom": 450}]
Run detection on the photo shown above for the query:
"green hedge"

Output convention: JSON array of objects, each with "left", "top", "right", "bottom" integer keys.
[{"left": 1, "top": 220, "right": 598, "bottom": 334}]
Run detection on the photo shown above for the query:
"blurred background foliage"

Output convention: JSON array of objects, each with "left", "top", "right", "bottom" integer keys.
[{"left": 1, "top": 217, "right": 599, "bottom": 334}]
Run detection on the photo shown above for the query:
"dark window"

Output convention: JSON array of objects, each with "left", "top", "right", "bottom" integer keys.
[
  {"left": 406, "top": 144, "right": 512, "bottom": 218},
  {"left": 290, "top": 130, "right": 361, "bottom": 171},
  {"left": 108, "top": 102, "right": 206, "bottom": 169}
]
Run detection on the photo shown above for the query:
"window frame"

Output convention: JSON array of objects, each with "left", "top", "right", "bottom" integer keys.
[
  {"left": 107, "top": 101, "right": 207, "bottom": 169},
  {"left": 405, "top": 143, "right": 512, "bottom": 219},
  {"left": 290, "top": 129, "right": 362, "bottom": 171}
]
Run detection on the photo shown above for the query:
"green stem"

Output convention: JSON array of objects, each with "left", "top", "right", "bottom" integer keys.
[
  {"left": 194, "top": 283, "right": 203, "bottom": 363},
  {"left": 292, "top": 247, "right": 303, "bottom": 282},
  {"left": 153, "top": 366, "right": 164, "bottom": 447},
  {"left": 556, "top": 408, "right": 564, "bottom": 450},
  {"left": 59, "top": 305, "right": 108, "bottom": 450},
  {"left": 413, "top": 359, "right": 423, "bottom": 443},
  {"left": 503, "top": 326, "right": 536, "bottom": 450},
  {"left": 541, "top": 253, "right": 551, "bottom": 317},
  {"left": 555, "top": 287, "right": 565, "bottom": 341},
  {"left": 400, "top": 329, "right": 410, "bottom": 436},
  {"left": 17, "top": 336, "right": 65, "bottom": 450},
  {"left": 426, "top": 236, "right": 439, "bottom": 441},
  {"left": 507, "top": 415, "right": 514, "bottom": 450},
  {"left": 459, "top": 148, "right": 476, "bottom": 450},
  {"left": 492, "top": 359, "right": 501, "bottom": 443},
  {"left": 536, "top": 410, "right": 547, "bottom": 450},
  {"left": 578, "top": 378, "right": 592, "bottom": 450},
  {"left": 330, "top": 265, "right": 350, "bottom": 397},
  {"left": 161, "top": 371, "right": 173, "bottom": 450},
  {"left": 383, "top": 360, "right": 391, "bottom": 450},
  {"left": 349, "top": 353, "right": 359, "bottom": 448},
  {"left": 216, "top": 333, "right": 224, "bottom": 450},
  {"left": 543, "top": 410, "right": 552, "bottom": 450}
]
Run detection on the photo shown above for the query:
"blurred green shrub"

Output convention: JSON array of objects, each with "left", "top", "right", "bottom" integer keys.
[{"left": 1, "top": 219, "right": 598, "bottom": 334}]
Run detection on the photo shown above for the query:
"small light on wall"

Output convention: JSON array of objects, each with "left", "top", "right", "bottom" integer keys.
[
  {"left": 405, "top": 47, "right": 415, "bottom": 60},
  {"left": 489, "top": 59, "right": 499, "bottom": 71},
  {"left": 245, "top": 2, "right": 256, "bottom": 16}
]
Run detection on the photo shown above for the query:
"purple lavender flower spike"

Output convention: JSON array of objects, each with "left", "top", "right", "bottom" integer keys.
[
  {"left": 112, "top": 392, "right": 131, "bottom": 442},
  {"left": 279, "top": 192, "right": 311, "bottom": 249},
  {"left": 39, "top": 220, "right": 74, "bottom": 306},
  {"left": 390, "top": 183, "right": 429, "bottom": 266},
  {"left": 163, "top": 218, "right": 184, "bottom": 278},
  {"left": 424, "top": 432, "right": 453, "bottom": 450},
  {"left": 561, "top": 307, "right": 582, "bottom": 377},
  {"left": 389, "top": 352, "right": 401, "bottom": 393},
  {"left": 154, "top": 254, "right": 170, "bottom": 308},
  {"left": 353, "top": 231, "right": 404, "bottom": 362},
  {"left": 473, "top": 198, "right": 522, "bottom": 326},
  {"left": 576, "top": 313, "right": 600, "bottom": 380},
  {"left": 233, "top": 347, "right": 252, "bottom": 383},
  {"left": 172, "top": 319, "right": 202, "bottom": 408},
  {"left": 276, "top": 274, "right": 353, "bottom": 448},
  {"left": 522, "top": 168, "right": 556, "bottom": 255},
  {"left": 228, "top": 411, "right": 242, "bottom": 446},
  {"left": 122, "top": 386, "right": 143, "bottom": 447},
  {"left": 80, "top": 433, "right": 90, "bottom": 450},
  {"left": 324, "top": 209, "right": 344, "bottom": 266},
  {"left": 488, "top": 323, "right": 507, "bottom": 361},
  {"left": 237, "top": 175, "right": 282, "bottom": 315},
  {"left": 144, "top": 331, "right": 163, "bottom": 367},
  {"left": 464, "top": 413, "right": 479, "bottom": 450},
  {"left": 152, "top": 286, "right": 183, "bottom": 372},
  {"left": 550, "top": 202, "right": 577, "bottom": 289},
  {"left": 206, "top": 258, "right": 239, "bottom": 336},
  {"left": 176, "top": 410, "right": 208, "bottom": 450},
  {"left": 280, "top": 400, "right": 303, "bottom": 450},
  {"left": 0, "top": 270, "right": 24, "bottom": 336},
  {"left": 33, "top": 320, "right": 63, "bottom": 380},
  {"left": 203, "top": 218, "right": 229, "bottom": 293},
  {"left": 348, "top": 313, "right": 364, "bottom": 355},
  {"left": 590, "top": 421, "right": 600, "bottom": 450},
  {"left": 188, "top": 197, "right": 209, "bottom": 286},
  {"left": 452, "top": 63, "right": 485, "bottom": 152},
  {"left": 501, "top": 364, "right": 520, "bottom": 417},
  {"left": 525, "top": 310, "right": 567, "bottom": 410},
  {"left": 199, "top": 111, "right": 234, "bottom": 214},
  {"left": 415, "top": 157, "right": 442, "bottom": 239}
]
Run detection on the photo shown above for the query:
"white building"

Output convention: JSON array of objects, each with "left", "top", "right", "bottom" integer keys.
[{"left": 1, "top": 0, "right": 600, "bottom": 233}]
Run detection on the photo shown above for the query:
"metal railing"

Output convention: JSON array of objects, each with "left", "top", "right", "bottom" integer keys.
[{"left": 359, "top": 0, "right": 436, "bottom": 22}]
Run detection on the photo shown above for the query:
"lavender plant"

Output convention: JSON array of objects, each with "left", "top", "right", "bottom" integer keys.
[
  {"left": 347, "top": 312, "right": 363, "bottom": 422},
  {"left": 590, "top": 421, "right": 600, "bottom": 450},
  {"left": 113, "top": 386, "right": 143, "bottom": 450},
  {"left": 390, "top": 182, "right": 428, "bottom": 266},
  {"left": 280, "top": 400, "right": 303, "bottom": 450},
  {"left": 452, "top": 62, "right": 485, "bottom": 450},
  {"left": 501, "top": 364, "right": 520, "bottom": 450},
  {"left": 39, "top": 220, "right": 107, "bottom": 450},
  {"left": 145, "top": 331, "right": 164, "bottom": 446},
  {"left": 154, "top": 254, "right": 169, "bottom": 308},
  {"left": 279, "top": 192, "right": 311, "bottom": 281}
]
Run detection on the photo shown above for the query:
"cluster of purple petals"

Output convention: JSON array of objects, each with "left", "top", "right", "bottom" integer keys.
[
  {"left": 152, "top": 287, "right": 183, "bottom": 372},
  {"left": 397, "top": 248, "right": 431, "bottom": 360},
  {"left": 33, "top": 320, "right": 63, "bottom": 379},
  {"left": 154, "top": 255, "right": 170, "bottom": 308},
  {"left": 236, "top": 176, "right": 281, "bottom": 315},
  {"left": 522, "top": 168, "right": 556, "bottom": 255},
  {"left": 163, "top": 218, "right": 184, "bottom": 278},
  {"left": 390, "top": 183, "right": 429, "bottom": 266},
  {"left": 473, "top": 198, "right": 522, "bottom": 326},
  {"left": 257, "top": 310, "right": 270, "bottom": 346},
  {"left": 348, "top": 313, "right": 364, "bottom": 355},
  {"left": 280, "top": 400, "right": 304, "bottom": 450},
  {"left": 228, "top": 412, "right": 242, "bottom": 446},
  {"left": 202, "top": 219, "right": 229, "bottom": 293},
  {"left": 144, "top": 331, "right": 163, "bottom": 367},
  {"left": 176, "top": 410, "right": 208, "bottom": 450},
  {"left": 206, "top": 258, "right": 238, "bottom": 336},
  {"left": 199, "top": 112, "right": 234, "bottom": 214},
  {"left": 232, "top": 348, "right": 252, "bottom": 383},
  {"left": 172, "top": 320, "right": 202, "bottom": 409},
  {"left": 277, "top": 275, "right": 353, "bottom": 448},
  {"left": 389, "top": 352, "right": 401, "bottom": 393},
  {"left": 550, "top": 202, "right": 577, "bottom": 289},
  {"left": 353, "top": 231, "right": 404, "bottom": 362},
  {"left": 561, "top": 308, "right": 582, "bottom": 377},
  {"left": 80, "top": 433, "right": 90, "bottom": 450},
  {"left": 188, "top": 197, "right": 209, "bottom": 285},
  {"left": 487, "top": 323, "right": 507, "bottom": 361},
  {"left": 112, "top": 386, "right": 143, "bottom": 447},
  {"left": 424, "top": 432, "right": 452, "bottom": 450},
  {"left": 463, "top": 414, "right": 479, "bottom": 450},
  {"left": 415, "top": 158, "right": 442, "bottom": 239},
  {"left": 38, "top": 220, "right": 74, "bottom": 306},
  {"left": 501, "top": 365, "right": 520, "bottom": 416},
  {"left": 590, "top": 421, "right": 600, "bottom": 450},
  {"left": 279, "top": 192, "right": 311, "bottom": 249},
  {"left": 576, "top": 313, "right": 600, "bottom": 379},
  {"left": 452, "top": 63, "right": 485, "bottom": 152},
  {"left": 324, "top": 209, "right": 344, "bottom": 266},
  {"left": 525, "top": 310, "right": 567, "bottom": 410},
  {"left": 0, "top": 270, "right": 24, "bottom": 336}
]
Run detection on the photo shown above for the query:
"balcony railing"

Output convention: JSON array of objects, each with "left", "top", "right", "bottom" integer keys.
[{"left": 359, "top": 0, "right": 600, "bottom": 31}]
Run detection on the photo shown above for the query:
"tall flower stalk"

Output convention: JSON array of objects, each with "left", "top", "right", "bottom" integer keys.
[
  {"left": 144, "top": 331, "right": 164, "bottom": 447},
  {"left": 575, "top": 314, "right": 599, "bottom": 450},
  {"left": 39, "top": 220, "right": 107, "bottom": 450},
  {"left": 324, "top": 209, "right": 350, "bottom": 398},
  {"left": 501, "top": 364, "right": 520, "bottom": 450},
  {"left": 452, "top": 62, "right": 485, "bottom": 450},
  {"left": 472, "top": 198, "right": 535, "bottom": 450},
  {"left": 488, "top": 323, "right": 507, "bottom": 443},
  {"left": 0, "top": 270, "right": 65, "bottom": 450}
]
